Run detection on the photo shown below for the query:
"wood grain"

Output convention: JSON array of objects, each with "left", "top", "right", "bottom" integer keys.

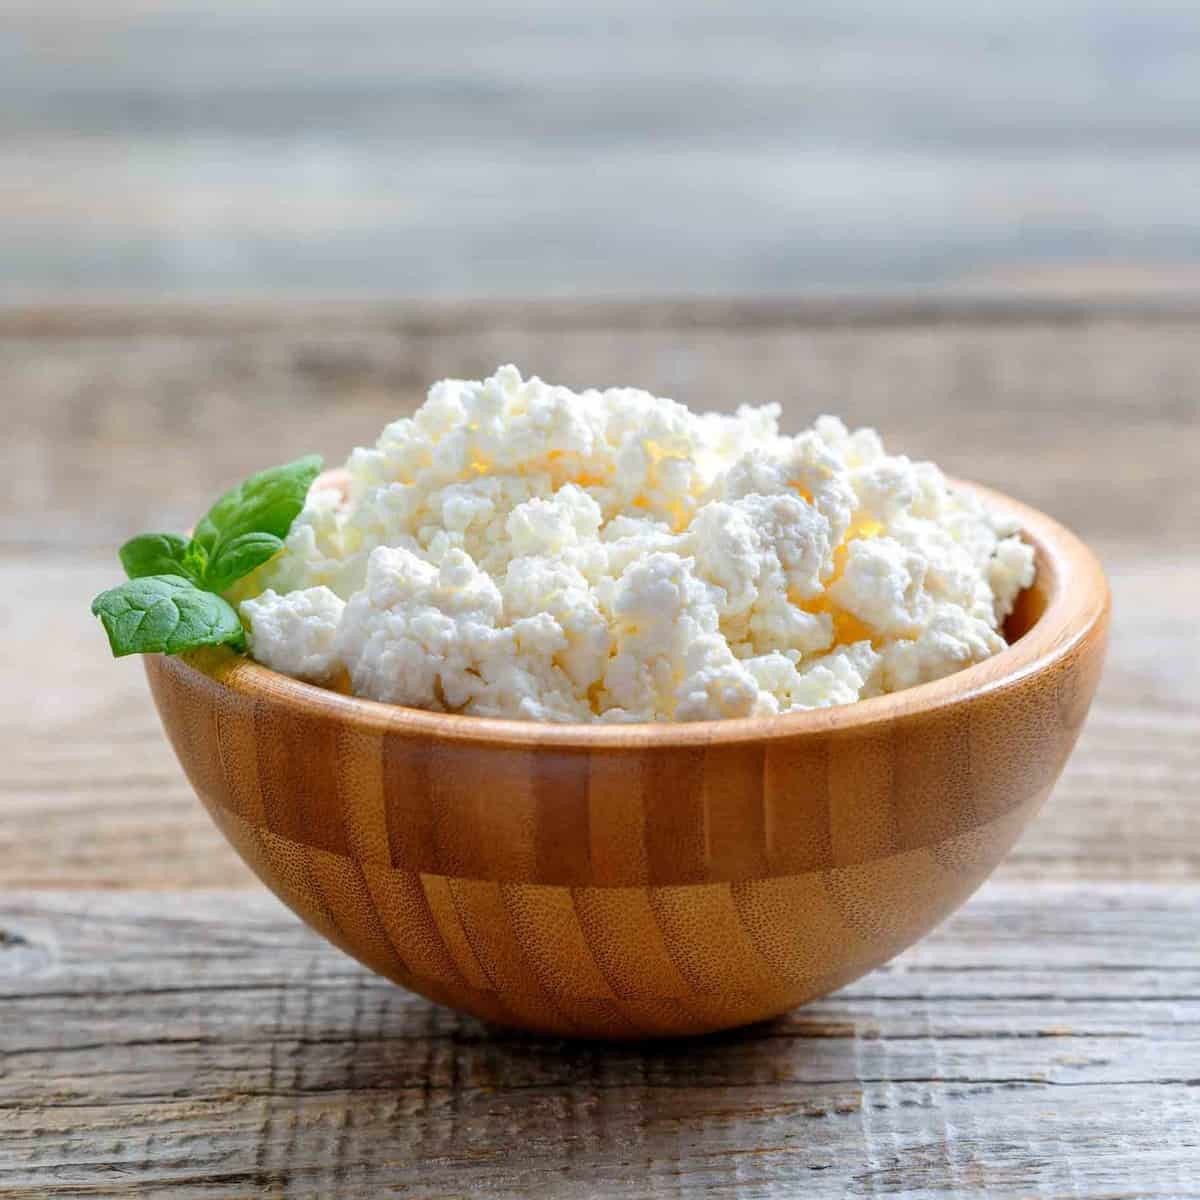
[
  {"left": 2, "top": 552, "right": 1195, "bottom": 892},
  {"left": 2, "top": 302, "right": 1196, "bottom": 890},
  {"left": 137, "top": 485, "right": 1107, "bottom": 1037},
  {"left": 3, "top": 301, "right": 1199, "bottom": 555},
  {"left": 2, "top": 302, "right": 1198, "bottom": 1186},
  {"left": 2, "top": 885, "right": 1198, "bottom": 1198}
]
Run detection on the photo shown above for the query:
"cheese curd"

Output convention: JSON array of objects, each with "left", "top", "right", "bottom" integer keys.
[{"left": 235, "top": 365, "right": 1035, "bottom": 723}]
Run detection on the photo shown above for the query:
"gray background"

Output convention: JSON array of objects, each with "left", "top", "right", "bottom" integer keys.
[{"left": 5, "top": 0, "right": 1200, "bottom": 298}]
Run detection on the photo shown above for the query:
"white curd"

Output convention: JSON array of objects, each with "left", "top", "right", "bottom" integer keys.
[{"left": 234, "top": 366, "right": 1034, "bottom": 723}]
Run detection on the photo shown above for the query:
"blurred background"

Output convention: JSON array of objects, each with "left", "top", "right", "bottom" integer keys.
[{"left": 6, "top": 0, "right": 1200, "bottom": 301}]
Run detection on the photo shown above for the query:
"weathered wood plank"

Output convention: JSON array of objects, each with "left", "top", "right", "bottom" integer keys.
[
  {"left": 2, "top": 551, "right": 1195, "bottom": 889},
  {"left": 3, "top": 303, "right": 1199, "bottom": 889},
  {"left": 4, "top": 305, "right": 1197, "bottom": 1194},
  {"left": 3, "top": 305, "right": 1198, "bottom": 552},
  {"left": 1, "top": 885, "right": 1197, "bottom": 1198}
]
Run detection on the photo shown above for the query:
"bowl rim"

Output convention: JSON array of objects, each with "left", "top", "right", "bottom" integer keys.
[{"left": 175, "top": 480, "right": 1109, "bottom": 750}]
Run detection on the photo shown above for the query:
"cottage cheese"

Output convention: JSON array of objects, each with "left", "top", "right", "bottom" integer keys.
[{"left": 233, "top": 366, "right": 1034, "bottom": 723}]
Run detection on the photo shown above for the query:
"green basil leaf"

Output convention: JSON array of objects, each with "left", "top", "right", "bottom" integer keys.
[
  {"left": 202, "top": 530, "right": 285, "bottom": 593},
  {"left": 118, "top": 532, "right": 193, "bottom": 581},
  {"left": 191, "top": 455, "right": 321, "bottom": 590},
  {"left": 181, "top": 540, "right": 209, "bottom": 581},
  {"left": 90, "top": 575, "right": 245, "bottom": 658},
  {"left": 93, "top": 454, "right": 321, "bottom": 659}
]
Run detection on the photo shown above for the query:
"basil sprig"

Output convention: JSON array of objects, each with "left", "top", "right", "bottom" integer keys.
[{"left": 91, "top": 455, "right": 321, "bottom": 658}]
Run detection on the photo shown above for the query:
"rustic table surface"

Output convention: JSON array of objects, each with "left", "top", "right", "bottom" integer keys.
[{"left": 2, "top": 301, "right": 1198, "bottom": 1198}]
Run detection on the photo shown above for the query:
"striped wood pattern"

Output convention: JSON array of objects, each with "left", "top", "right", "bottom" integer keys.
[
  {"left": 5, "top": 883, "right": 1198, "bottom": 1198},
  {"left": 144, "top": 485, "right": 1108, "bottom": 1037},
  {"left": 6, "top": 301, "right": 1195, "bottom": 1194}
]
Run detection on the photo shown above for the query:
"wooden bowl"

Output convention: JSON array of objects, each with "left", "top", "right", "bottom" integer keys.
[{"left": 146, "top": 482, "right": 1108, "bottom": 1038}]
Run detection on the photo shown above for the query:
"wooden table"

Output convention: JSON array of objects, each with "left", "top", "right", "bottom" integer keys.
[{"left": 2, "top": 302, "right": 1198, "bottom": 1197}]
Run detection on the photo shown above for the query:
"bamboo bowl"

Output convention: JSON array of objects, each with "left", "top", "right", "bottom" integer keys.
[{"left": 146, "top": 482, "right": 1108, "bottom": 1038}]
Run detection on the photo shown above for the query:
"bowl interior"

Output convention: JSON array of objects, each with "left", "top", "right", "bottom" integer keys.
[{"left": 1003, "top": 539, "right": 1052, "bottom": 644}]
